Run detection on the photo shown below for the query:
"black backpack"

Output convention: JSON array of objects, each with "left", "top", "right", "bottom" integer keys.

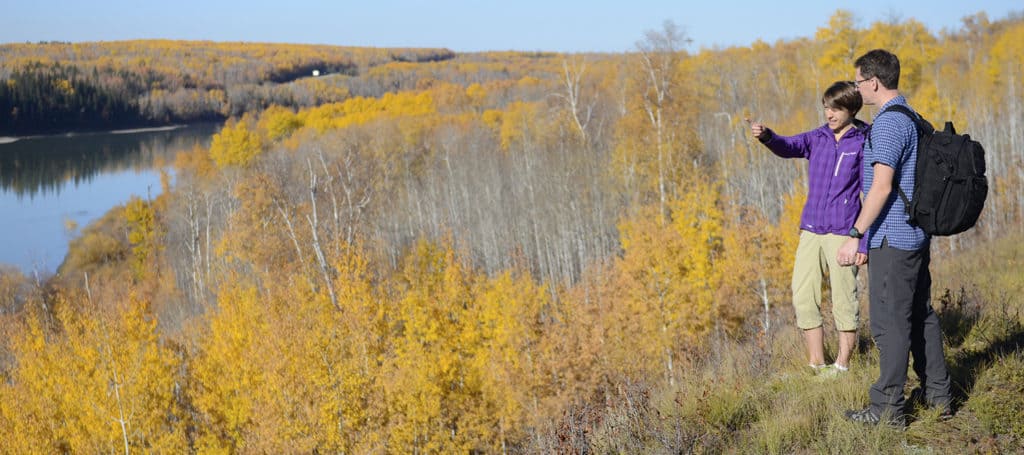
[{"left": 880, "top": 105, "right": 988, "bottom": 236}]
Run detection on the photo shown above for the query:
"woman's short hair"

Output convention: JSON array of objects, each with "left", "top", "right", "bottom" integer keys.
[{"left": 823, "top": 81, "right": 862, "bottom": 116}]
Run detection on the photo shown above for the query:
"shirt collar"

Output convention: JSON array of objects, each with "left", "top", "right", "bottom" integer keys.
[{"left": 880, "top": 94, "right": 908, "bottom": 112}]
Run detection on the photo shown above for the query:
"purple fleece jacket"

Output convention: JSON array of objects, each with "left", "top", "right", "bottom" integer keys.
[{"left": 760, "top": 121, "right": 869, "bottom": 253}]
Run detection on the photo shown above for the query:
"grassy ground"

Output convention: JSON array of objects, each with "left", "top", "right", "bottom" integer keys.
[{"left": 543, "top": 232, "right": 1024, "bottom": 454}]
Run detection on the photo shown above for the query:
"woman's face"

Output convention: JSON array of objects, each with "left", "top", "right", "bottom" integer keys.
[{"left": 824, "top": 105, "right": 853, "bottom": 133}]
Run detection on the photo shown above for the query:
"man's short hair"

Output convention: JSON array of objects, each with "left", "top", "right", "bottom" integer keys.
[
  {"left": 823, "top": 81, "right": 862, "bottom": 116},
  {"left": 855, "top": 49, "right": 900, "bottom": 89}
]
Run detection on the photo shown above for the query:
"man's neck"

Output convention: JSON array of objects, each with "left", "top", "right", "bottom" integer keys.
[{"left": 875, "top": 90, "right": 901, "bottom": 107}]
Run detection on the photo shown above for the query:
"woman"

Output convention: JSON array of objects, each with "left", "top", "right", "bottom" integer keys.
[{"left": 749, "top": 80, "right": 868, "bottom": 375}]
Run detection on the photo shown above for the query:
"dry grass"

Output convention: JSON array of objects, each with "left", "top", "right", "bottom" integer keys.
[{"left": 538, "top": 232, "right": 1024, "bottom": 454}]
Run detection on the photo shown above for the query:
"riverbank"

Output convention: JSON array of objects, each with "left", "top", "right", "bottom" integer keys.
[
  {"left": 110, "top": 125, "right": 185, "bottom": 135},
  {"left": 0, "top": 125, "right": 190, "bottom": 146}
]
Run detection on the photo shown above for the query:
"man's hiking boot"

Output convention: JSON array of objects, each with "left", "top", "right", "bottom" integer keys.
[{"left": 843, "top": 407, "right": 906, "bottom": 428}]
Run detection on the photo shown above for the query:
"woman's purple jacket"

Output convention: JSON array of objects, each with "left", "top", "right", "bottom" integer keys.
[{"left": 759, "top": 121, "right": 869, "bottom": 253}]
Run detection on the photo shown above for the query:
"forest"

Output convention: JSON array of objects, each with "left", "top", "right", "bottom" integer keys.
[
  {"left": 0, "top": 41, "right": 455, "bottom": 134},
  {"left": 1, "top": 9, "right": 1023, "bottom": 453}
]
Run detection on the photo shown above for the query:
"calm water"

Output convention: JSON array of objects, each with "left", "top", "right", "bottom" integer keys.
[{"left": 0, "top": 124, "right": 219, "bottom": 273}]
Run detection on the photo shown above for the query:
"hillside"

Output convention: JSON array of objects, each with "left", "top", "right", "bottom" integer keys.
[
  {"left": 0, "top": 40, "right": 454, "bottom": 134},
  {"left": 1, "top": 9, "right": 1023, "bottom": 453},
  {"left": 540, "top": 232, "right": 1024, "bottom": 453}
]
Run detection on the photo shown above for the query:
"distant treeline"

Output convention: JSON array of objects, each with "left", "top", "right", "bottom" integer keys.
[
  {"left": 0, "top": 41, "right": 455, "bottom": 135},
  {"left": 0, "top": 62, "right": 153, "bottom": 134}
]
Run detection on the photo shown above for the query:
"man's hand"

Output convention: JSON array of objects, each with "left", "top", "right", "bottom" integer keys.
[
  {"left": 855, "top": 252, "right": 867, "bottom": 266},
  {"left": 837, "top": 237, "right": 861, "bottom": 267},
  {"left": 745, "top": 118, "right": 768, "bottom": 140}
]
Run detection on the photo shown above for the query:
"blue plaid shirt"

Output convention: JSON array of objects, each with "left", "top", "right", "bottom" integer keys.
[{"left": 863, "top": 95, "right": 928, "bottom": 251}]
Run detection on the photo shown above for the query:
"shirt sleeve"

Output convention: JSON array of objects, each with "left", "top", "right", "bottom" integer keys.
[
  {"left": 868, "top": 113, "right": 913, "bottom": 170},
  {"left": 761, "top": 129, "right": 813, "bottom": 159}
]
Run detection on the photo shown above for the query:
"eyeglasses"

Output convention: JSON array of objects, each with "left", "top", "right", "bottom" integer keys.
[{"left": 854, "top": 77, "right": 874, "bottom": 88}]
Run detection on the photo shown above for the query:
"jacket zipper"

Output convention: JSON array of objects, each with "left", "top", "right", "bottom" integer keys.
[{"left": 820, "top": 137, "right": 838, "bottom": 227}]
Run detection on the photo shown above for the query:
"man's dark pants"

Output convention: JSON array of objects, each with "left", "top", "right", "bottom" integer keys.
[{"left": 868, "top": 240, "right": 951, "bottom": 418}]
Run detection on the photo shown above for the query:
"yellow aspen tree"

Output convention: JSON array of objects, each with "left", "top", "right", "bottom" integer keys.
[
  {"left": 460, "top": 270, "right": 548, "bottom": 452},
  {"left": 0, "top": 293, "right": 186, "bottom": 453},
  {"left": 987, "top": 23, "right": 1024, "bottom": 108},
  {"left": 859, "top": 18, "right": 940, "bottom": 99},
  {"left": 815, "top": 10, "right": 862, "bottom": 86},
  {"left": 613, "top": 20, "right": 698, "bottom": 220},
  {"left": 616, "top": 179, "right": 724, "bottom": 385},
  {"left": 0, "top": 316, "right": 59, "bottom": 453},
  {"left": 325, "top": 244, "right": 388, "bottom": 453},
  {"left": 209, "top": 116, "right": 265, "bottom": 168},
  {"left": 716, "top": 190, "right": 803, "bottom": 340},
  {"left": 496, "top": 101, "right": 542, "bottom": 152},
  {"left": 124, "top": 196, "right": 158, "bottom": 282},
  {"left": 666, "top": 180, "right": 725, "bottom": 340},
  {"left": 382, "top": 240, "right": 482, "bottom": 453},
  {"left": 237, "top": 245, "right": 382, "bottom": 453},
  {"left": 191, "top": 283, "right": 266, "bottom": 453},
  {"left": 256, "top": 104, "right": 303, "bottom": 143}
]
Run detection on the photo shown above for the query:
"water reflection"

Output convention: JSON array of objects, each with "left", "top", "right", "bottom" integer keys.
[
  {"left": 0, "top": 124, "right": 219, "bottom": 199},
  {"left": 0, "top": 123, "right": 219, "bottom": 272}
]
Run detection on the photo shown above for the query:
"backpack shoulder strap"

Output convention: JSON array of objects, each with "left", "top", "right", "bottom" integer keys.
[
  {"left": 881, "top": 104, "right": 935, "bottom": 135},
  {"left": 876, "top": 104, "right": 931, "bottom": 210}
]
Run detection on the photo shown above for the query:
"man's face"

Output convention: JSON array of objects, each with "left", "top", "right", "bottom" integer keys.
[{"left": 855, "top": 68, "right": 876, "bottom": 105}]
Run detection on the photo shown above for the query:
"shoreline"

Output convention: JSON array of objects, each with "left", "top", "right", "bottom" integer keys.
[
  {"left": 110, "top": 125, "right": 185, "bottom": 134},
  {"left": 1, "top": 125, "right": 189, "bottom": 144}
]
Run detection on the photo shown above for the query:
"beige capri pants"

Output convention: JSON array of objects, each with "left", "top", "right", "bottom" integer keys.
[{"left": 791, "top": 230, "right": 859, "bottom": 331}]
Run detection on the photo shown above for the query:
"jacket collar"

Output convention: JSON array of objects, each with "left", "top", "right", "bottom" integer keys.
[{"left": 816, "top": 119, "right": 868, "bottom": 139}]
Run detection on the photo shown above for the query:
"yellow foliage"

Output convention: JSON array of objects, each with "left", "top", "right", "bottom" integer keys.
[
  {"left": 295, "top": 91, "right": 436, "bottom": 134},
  {"left": 208, "top": 117, "right": 264, "bottom": 168},
  {"left": 815, "top": 10, "right": 861, "bottom": 84},
  {"left": 616, "top": 179, "right": 725, "bottom": 381},
  {"left": 379, "top": 240, "right": 545, "bottom": 452},
  {"left": 53, "top": 78, "right": 75, "bottom": 96},
  {"left": 465, "top": 82, "right": 487, "bottom": 109},
  {"left": 497, "top": 101, "right": 542, "bottom": 151},
  {"left": 124, "top": 196, "right": 157, "bottom": 281},
  {"left": 481, "top": 108, "right": 503, "bottom": 131},
  {"left": 4, "top": 14, "right": 1024, "bottom": 452},
  {"left": 256, "top": 104, "right": 303, "bottom": 142},
  {"left": 987, "top": 22, "right": 1024, "bottom": 101},
  {"left": 191, "top": 284, "right": 265, "bottom": 453},
  {"left": 859, "top": 18, "right": 940, "bottom": 95},
  {"left": 187, "top": 242, "right": 388, "bottom": 452},
  {"left": 0, "top": 294, "right": 186, "bottom": 452},
  {"left": 383, "top": 240, "right": 475, "bottom": 452}
]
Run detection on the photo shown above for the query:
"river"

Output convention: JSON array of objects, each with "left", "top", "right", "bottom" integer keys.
[{"left": 0, "top": 123, "right": 220, "bottom": 274}]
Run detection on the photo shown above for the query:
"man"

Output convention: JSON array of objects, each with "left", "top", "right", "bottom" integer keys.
[{"left": 836, "top": 49, "right": 952, "bottom": 425}]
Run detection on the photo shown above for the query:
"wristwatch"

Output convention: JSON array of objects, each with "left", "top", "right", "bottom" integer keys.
[{"left": 848, "top": 227, "right": 863, "bottom": 239}]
